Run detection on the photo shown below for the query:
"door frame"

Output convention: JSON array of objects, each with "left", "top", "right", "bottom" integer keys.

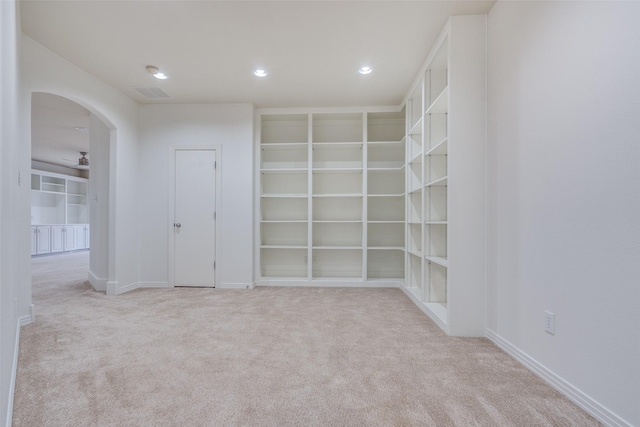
[{"left": 168, "top": 145, "right": 222, "bottom": 287}]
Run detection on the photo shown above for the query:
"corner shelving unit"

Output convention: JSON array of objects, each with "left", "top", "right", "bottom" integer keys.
[
  {"left": 401, "top": 15, "right": 486, "bottom": 337},
  {"left": 258, "top": 109, "right": 405, "bottom": 286}
]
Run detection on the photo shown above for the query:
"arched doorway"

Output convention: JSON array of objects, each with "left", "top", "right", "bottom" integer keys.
[{"left": 30, "top": 92, "right": 113, "bottom": 293}]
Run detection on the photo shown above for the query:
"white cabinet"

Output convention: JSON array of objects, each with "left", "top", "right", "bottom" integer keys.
[
  {"left": 73, "top": 225, "right": 89, "bottom": 249},
  {"left": 31, "top": 223, "right": 89, "bottom": 256},
  {"left": 258, "top": 110, "right": 406, "bottom": 284},
  {"left": 63, "top": 226, "right": 76, "bottom": 251},
  {"left": 31, "top": 226, "right": 51, "bottom": 255},
  {"left": 31, "top": 171, "right": 88, "bottom": 225},
  {"left": 51, "top": 225, "right": 65, "bottom": 253},
  {"left": 31, "top": 227, "right": 37, "bottom": 256},
  {"left": 401, "top": 15, "right": 486, "bottom": 337}
]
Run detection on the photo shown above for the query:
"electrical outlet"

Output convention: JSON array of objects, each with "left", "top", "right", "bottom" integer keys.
[{"left": 544, "top": 311, "right": 555, "bottom": 335}]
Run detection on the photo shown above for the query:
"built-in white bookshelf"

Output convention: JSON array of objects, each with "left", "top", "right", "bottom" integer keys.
[
  {"left": 259, "top": 114, "right": 310, "bottom": 279},
  {"left": 31, "top": 171, "right": 88, "bottom": 225},
  {"left": 258, "top": 110, "right": 405, "bottom": 284},
  {"left": 401, "top": 15, "right": 486, "bottom": 337},
  {"left": 30, "top": 170, "right": 90, "bottom": 256}
]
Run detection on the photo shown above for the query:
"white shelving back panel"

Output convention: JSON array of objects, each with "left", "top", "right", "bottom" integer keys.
[
  {"left": 261, "top": 145, "right": 308, "bottom": 170},
  {"left": 261, "top": 114, "right": 308, "bottom": 144},
  {"left": 312, "top": 113, "right": 363, "bottom": 143},
  {"left": 368, "top": 144, "right": 405, "bottom": 169},
  {"left": 261, "top": 222, "right": 308, "bottom": 246},
  {"left": 312, "top": 171, "right": 362, "bottom": 195},
  {"left": 368, "top": 196, "right": 404, "bottom": 221},
  {"left": 312, "top": 248, "right": 363, "bottom": 278},
  {"left": 426, "top": 224, "right": 447, "bottom": 257},
  {"left": 312, "top": 144, "right": 362, "bottom": 169},
  {"left": 367, "top": 111, "right": 405, "bottom": 142},
  {"left": 426, "top": 261, "right": 447, "bottom": 303},
  {"left": 313, "top": 197, "right": 362, "bottom": 221},
  {"left": 261, "top": 197, "right": 308, "bottom": 221},
  {"left": 368, "top": 223, "right": 404, "bottom": 247},
  {"left": 408, "top": 253, "right": 423, "bottom": 293},
  {"left": 367, "top": 249, "right": 404, "bottom": 279},
  {"left": 313, "top": 222, "right": 362, "bottom": 247},
  {"left": 261, "top": 171, "right": 308, "bottom": 195},
  {"left": 368, "top": 169, "right": 404, "bottom": 195},
  {"left": 426, "top": 154, "right": 447, "bottom": 184},
  {"left": 261, "top": 248, "right": 308, "bottom": 278},
  {"left": 408, "top": 223, "right": 423, "bottom": 254}
]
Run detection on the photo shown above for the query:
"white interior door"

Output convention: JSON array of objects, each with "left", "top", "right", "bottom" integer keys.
[{"left": 174, "top": 149, "right": 216, "bottom": 287}]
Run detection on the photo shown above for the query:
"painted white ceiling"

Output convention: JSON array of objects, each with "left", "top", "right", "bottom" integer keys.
[
  {"left": 31, "top": 92, "right": 91, "bottom": 169},
  {"left": 20, "top": 0, "right": 496, "bottom": 108},
  {"left": 23, "top": 1, "right": 496, "bottom": 168}
]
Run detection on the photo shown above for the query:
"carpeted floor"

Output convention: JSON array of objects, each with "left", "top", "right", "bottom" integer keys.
[{"left": 13, "top": 251, "right": 600, "bottom": 426}]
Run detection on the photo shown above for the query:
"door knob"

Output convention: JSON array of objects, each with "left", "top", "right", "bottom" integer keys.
[{"left": 174, "top": 223, "right": 181, "bottom": 228}]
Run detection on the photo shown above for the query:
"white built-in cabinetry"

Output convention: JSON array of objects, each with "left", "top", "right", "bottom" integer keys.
[
  {"left": 256, "top": 15, "right": 486, "bottom": 336},
  {"left": 258, "top": 111, "right": 405, "bottom": 284},
  {"left": 31, "top": 170, "right": 90, "bottom": 255},
  {"left": 401, "top": 15, "right": 486, "bottom": 336}
]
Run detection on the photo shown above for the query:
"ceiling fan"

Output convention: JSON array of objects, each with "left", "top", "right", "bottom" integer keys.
[{"left": 62, "top": 151, "right": 89, "bottom": 170}]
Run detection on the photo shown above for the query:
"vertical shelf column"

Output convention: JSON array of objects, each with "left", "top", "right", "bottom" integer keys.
[
  {"left": 366, "top": 110, "right": 406, "bottom": 280},
  {"left": 311, "top": 113, "right": 364, "bottom": 280},
  {"left": 401, "top": 15, "right": 486, "bottom": 336},
  {"left": 424, "top": 39, "right": 449, "bottom": 320},
  {"left": 259, "top": 114, "right": 310, "bottom": 279},
  {"left": 406, "top": 80, "right": 425, "bottom": 299}
]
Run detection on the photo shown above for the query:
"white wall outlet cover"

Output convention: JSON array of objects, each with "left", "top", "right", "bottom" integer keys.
[{"left": 544, "top": 311, "right": 556, "bottom": 335}]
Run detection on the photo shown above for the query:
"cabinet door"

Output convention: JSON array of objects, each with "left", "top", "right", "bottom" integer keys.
[
  {"left": 84, "top": 226, "right": 90, "bottom": 249},
  {"left": 37, "top": 226, "right": 51, "bottom": 254},
  {"left": 64, "top": 226, "right": 76, "bottom": 251},
  {"left": 31, "top": 227, "right": 37, "bottom": 255},
  {"left": 51, "top": 226, "right": 64, "bottom": 253},
  {"left": 73, "top": 225, "right": 86, "bottom": 249}
]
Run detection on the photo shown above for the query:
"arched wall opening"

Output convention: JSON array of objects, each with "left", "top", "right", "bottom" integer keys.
[{"left": 30, "top": 91, "right": 115, "bottom": 293}]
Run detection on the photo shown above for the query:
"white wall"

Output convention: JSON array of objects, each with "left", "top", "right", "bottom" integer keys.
[
  {"left": 89, "top": 114, "right": 111, "bottom": 289},
  {"left": 487, "top": 2, "right": 640, "bottom": 425},
  {"left": 20, "top": 36, "right": 141, "bottom": 295},
  {"left": 138, "top": 104, "right": 254, "bottom": 288},
  {"left": 0, "top": 1, "right": 22, "bottom": 425}
]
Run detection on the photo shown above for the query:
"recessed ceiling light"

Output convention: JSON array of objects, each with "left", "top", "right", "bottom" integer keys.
[
  {"left": 254, "top": 69, "right": 268, "bottom": 77},
  {"left": 74, "top": 127, "right": 89, "bottom": 133},
  {"left": 146, "top": 65, "right": 168, "bottom": 80},
  {"left": 359, "top": 66, "right": 373, "bottom": 75}
]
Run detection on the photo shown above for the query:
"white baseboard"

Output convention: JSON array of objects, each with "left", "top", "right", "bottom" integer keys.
[
  {"left": 219, "top": 282, "right": 255, "bottom": 289},
  {"left": 19, "top": 305, "right": 35, "bottom": 326},
  {"left": 115, "top": 281, "right": 139, "bottom": 295},
  {"left": 106, "top": 281, "right": 141, "bottom": 295},
  {"left": 256, "top": 279, "right": 400, "bottom": 288},
  {"left": 88, "top": 270, "right": 107, "bottom": 292},
  {"left": 138, "top": 281, "right": 170, "bottom": 288},
  {"left": 6, "top": 317, "right": 24, "bottom": 427},
  {"left": 486, "top": 329, "right": 632, "bottom": 427}
]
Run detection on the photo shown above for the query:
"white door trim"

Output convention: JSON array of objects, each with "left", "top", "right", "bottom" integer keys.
[{"left": 168, "top": 145, "right": 222, "bottom": 287}]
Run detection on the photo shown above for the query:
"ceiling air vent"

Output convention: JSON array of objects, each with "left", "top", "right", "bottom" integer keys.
[{"left": 133, "top": 87, "right": 171, "bottom": 99}]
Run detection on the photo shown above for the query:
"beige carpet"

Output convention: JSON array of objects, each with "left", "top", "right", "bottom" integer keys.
[{"left": 13, "top": 251, "right": 599, "bottom": 426}]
